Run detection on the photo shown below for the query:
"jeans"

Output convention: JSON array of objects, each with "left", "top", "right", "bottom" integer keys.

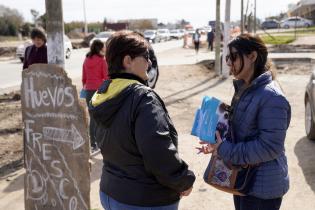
[
  {"left": 100, "top": 191, "right": 179, "bottom": 210},
  {"left": 234, "top": 195, "right": 282, "bottom": 210},
  {"left": 85, "top": 90, "right": 97, "bottom": 148}
]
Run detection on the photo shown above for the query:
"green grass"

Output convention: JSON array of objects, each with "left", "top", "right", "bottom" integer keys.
[{"left": 260, "top": 35, "right": 296, "bottom": 45}]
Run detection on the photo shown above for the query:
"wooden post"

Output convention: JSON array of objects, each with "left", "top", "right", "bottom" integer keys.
[
  {"left": 215, "top": 0, "right": 221, "bottom": 76},
  {"left": 45, "top": 0, "right": 65, "bottom": 68},
  {"left": 222, "top": 0, "right": 231, "bottom": 79}
]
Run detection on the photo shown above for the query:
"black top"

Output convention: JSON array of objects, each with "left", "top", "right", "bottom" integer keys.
[
  {"left": 89, "top": 73, "right": 195, "bottom": 206},
  {"left": 23, "top": 44, "right": 48, "bottom": 70}
]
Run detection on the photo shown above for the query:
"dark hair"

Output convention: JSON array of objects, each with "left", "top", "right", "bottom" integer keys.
[
  {"left": 132, "top": 31, "right": 144, "bottom": 38},
  {"left": 227, "top": 33, "right": 273, "bottom": 81},
  {"left": 105, "top": 31, "right": 149, "bottom": 74},
  {"left": 86, "top": 39, "right": 104, "bottom": 58},
  {"left": 30, "top": 28, "right": 46, "bottom": 42}
]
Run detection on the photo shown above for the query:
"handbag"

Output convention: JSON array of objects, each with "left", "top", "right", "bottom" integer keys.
[
  {"left": 203, "top": 84, "right": 258, "bottom": 196},
  {"left": 203, "top": 154, "right": 257, "bottom": 196}
]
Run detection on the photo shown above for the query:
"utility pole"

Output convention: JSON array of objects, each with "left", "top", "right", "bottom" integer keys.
[
  {"left": 254, "top": 0, "right": 257, "bottom": 34},
  {"left": 215, "top": 0, "right": 221, "bottom": 76},
  {"left": 222, "top": 0, "right": 231, "bottom": 79},
  {"left": 241, "top": 0, "right": 244, "bottom": 34},
  {"left": 83, "top": 0, "right": 88, "bottom": 35},
  {"left": 45, "top": 0, "right": 65, "bottom": 68}
]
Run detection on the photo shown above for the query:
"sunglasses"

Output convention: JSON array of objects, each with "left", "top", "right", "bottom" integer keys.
[
  {"left": 141, "top": 53, "right": 150, "bottom": 62},
  {"left": 225, "top": 52, "right": 238, "bottom": 63}
]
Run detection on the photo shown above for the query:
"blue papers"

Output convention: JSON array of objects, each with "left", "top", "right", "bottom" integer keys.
[{"left": 191, "top": 96, "right": 229, "bottom": 144}]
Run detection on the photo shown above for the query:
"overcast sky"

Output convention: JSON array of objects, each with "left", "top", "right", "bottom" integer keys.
[{"left": 0, "top": 0, "right": 300, "bottom": 27}]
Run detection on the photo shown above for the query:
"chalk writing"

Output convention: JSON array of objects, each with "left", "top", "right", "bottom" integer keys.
[
  {"left": 43, "top": 125, "right": 85, "bottom": 150},
  {"left": 26, "top": 112, "right": 78, "bottom": 120},
  {"left": 25, "top": 71, "right": 65, "bottom": 81},
  {"left": 23, "top": 77, "right": 74, "bottom": 109},
  {"left": 25, "top": 145, "right": 66, "bottom": 210},
  {"left": 22, "top": 64, "right": 90, "bottom": 210}
]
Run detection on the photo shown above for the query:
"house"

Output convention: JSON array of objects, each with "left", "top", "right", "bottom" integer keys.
[{"left": 288, "top": 0, "right": 315, "bottom": 21}]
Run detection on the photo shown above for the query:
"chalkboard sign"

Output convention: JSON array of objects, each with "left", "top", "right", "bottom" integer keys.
[{"left": 21, "top": 64, "right": 90, "bottom": 210}]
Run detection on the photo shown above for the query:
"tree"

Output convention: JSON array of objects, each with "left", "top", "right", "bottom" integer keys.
[
  {"left": 30, "top": 9, "right": 39, "bottom": 26},
  {"left": 136, "top": 20, "right": 154, "bottom": 30},
  {"left": 88, "top": 22, "right": 102, "bottom": 33},
  {"left": 20, "top": 22, "right": 32, "bottom": 36},
  {"left": 178, "top": 19, "right": 190, "bottom": 28},
  {"left": 0, "top": 5, "right": 24, "bottom": 36},
  {"left": 38, "top": 13, "right": 47, "bottom": 30},
  {"left": 65, "top": 21, "right": 84, "bottom": 34}
]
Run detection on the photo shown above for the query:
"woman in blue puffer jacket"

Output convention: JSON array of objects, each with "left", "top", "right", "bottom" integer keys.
[{"left": 199, "top": 34, "right": 291, "bottom": 210}]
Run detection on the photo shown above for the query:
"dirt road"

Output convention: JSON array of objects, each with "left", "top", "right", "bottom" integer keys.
[{"left": 1, "top": 47, "right": 315, "bottom": 210}]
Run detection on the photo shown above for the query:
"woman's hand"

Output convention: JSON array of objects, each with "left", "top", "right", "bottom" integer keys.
[
  {"left": 195, "top": 131, "right": 223, "bottom": 155},
  {"left": 195, "top": 142, "right": 215, "bottom": 154},
  {"left": 180, "top": 186, "right": 193, "bottom": 198}
]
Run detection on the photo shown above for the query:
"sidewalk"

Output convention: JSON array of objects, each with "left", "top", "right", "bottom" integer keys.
[
  {"left": 292, "top": 35, "right": 315, "bottom": 46},
  {"left": 158, "top": 44, "right": 315, "bottom": 66}
]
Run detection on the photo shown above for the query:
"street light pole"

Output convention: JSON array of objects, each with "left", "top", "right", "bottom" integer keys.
[
  {"left": 254, "top": 0, "right": 257, "bottom": 34},
  {"left": 83, "top": 0, "right": 88, "bottom": 35},
  {"left": 45, "top": 0, "right": 65, "bottom": 68}
]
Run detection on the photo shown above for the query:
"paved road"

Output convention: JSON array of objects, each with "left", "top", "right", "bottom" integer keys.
[
  {"left": 0, "top": 40, "right": 183, "bottom": 93},
  {"left": 1, "top": 38, "right": 315, "bottom": 93}
]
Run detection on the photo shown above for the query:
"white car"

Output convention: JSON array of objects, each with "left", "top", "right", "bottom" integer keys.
[
  {"left": 89, "top": 31, "right": 114, "bottom": 46},
  {"left": 280, "top": 17, "right": 313, "bottom": 29},
  {"left": 16, "top": 40, "right": 32, "bottom": 62},
  {"left": 157, "top": 29, "right": 170, "bottom": 42},
  {"left": 16, "top": 35, "right": 73, "bottom": 62},
  {"left": 170, "top": 29, "right": 183, "bottom": 40},
  {"left": 144, "top": 30, "right": 162, "bottom": 43}
]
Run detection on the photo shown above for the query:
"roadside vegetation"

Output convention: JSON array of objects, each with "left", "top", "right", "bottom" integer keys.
[
  {"left": 260, "top": 35, "right": 296, "bottom": 45},
  {"left": 0, "top": 36, "right": 20, "bottom": 42},
  {"left": 276, "top": 26, "right": 315, "bottom": 35}
]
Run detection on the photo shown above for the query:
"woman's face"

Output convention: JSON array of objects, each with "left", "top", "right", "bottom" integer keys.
[
  {"left": 124, "top": 51, "right": 151, "bottom": 81},
  {"left": 226, "top": 47, "right": 256, "bottom": 83},
  {"left": 99, "top": 46, "right": 106, "bottom": 56},
  {"left": 32, "top": 37, "right": 45, "bottom": 48}
]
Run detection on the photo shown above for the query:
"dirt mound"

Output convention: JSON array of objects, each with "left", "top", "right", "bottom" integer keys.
[{"left": 0, "top": 91, "right": 23, "bottom": 177}]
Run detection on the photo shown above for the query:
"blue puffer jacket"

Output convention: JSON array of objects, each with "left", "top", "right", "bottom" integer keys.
[{"left": 218, "top": 71, "right": 291, "bottom": 199}]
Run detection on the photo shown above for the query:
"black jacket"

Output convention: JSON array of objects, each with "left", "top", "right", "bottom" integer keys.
[
  {"left": 23, "top": 45, "right": 48, "bottom": 70},
  {"left": 89, "top": 73, "right": 195, "bottom": 206}
]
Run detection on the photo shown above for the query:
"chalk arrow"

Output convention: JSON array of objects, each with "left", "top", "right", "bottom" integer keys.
[{"left": 42, "top": 124, "right": 85, "bottom": 150}]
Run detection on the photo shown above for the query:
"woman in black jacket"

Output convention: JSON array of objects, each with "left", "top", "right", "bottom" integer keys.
[
  {"left": 23, "top": 28, "right": 47, "bottom": 70},
  {"left": 89, "top": 31, "right": 195, "bottom": 210}
]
